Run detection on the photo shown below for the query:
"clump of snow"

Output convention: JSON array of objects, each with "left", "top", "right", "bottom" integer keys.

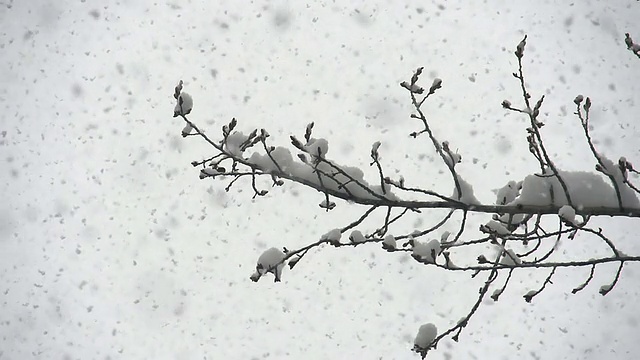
[
  {"left": 199, "top": 167, "right": 221, "bottom": 179},
  {"left": 412, "top": 239, "right": 441, "bottom": 263},
  {"left": 340, "top": 165, "right": 366, "bottom": 184},
  {"left": 304, "top": 137, "right": 329, "bottom": 158},
  {"left": 496, "top": 180, "right": 521, "bottom": 205},
  {"left": 511, "top": 162, "right": 640, "bottom": 209},
  {"left": 524, "top": 289, "right": 538, "bottom": 300},
  {"left": 291, "top": 156, "right": 398, "bottom": 201},
  {"left": 599, "top": 157, "right": 639, "bottom": 207},
  {"left": 181, "top": 123, "right": 193, "bottom": 137},
  {"left": 444, "top": 152, "right": 462, "bottom": 167},
  {"left": 491, "top": 288, "right": 503, "bottom": 300},
  {"left": 558, "top": 205, "right": 577, "bottom": 225},
  {"left": 224, "top": 131, "right": 250, "bottom": 156},
  {"left": 248, "top": 147, "right": 295, "bottom": 173},
  {"left": 241, "top": 133, "right": 402, "bottom": 201},
  {"left": 370, "top": 182, "right": 396, "bottom": 199},
  {"left": 481, "top": 220, "right": 511, "bottom": 236},
  {"left": 252, "top": 247, "right": 286, "bottom": 282},
  {"left": 500, "top": 249, "right": 521, "bottom": 266},
  {"left": 400, "top": 80, "right": 424, "bottom": 94},
  {"left": 174, "top": 92, "right": 193, "bottom": 116},
  {"left": 451, "top": 175, "right": 480, "bottom": 204},
  {"left": 382, "top": 234, "right": 396, "bottom": 250},
  {"left": 414, "top": 323, "right": 438, "bottom": 349},
  {"left": 319, "top": 198, "right": 336, "bottom": 210},
  {"left": 599, "top": 284, "right": 613, "bottom": 294},
  {"left": 349, "top": 230, "right": 366, "bottom": 244},
  {"left": 430, "top": 78, "right": 443, "bottom": 92},
  {"left": 268, "top": 147, "right": 295, "bottom": 171},
  {"left": 321, "top": 228, "right": 342, "bottom": 244},
  {"left": 496, "top": 213, "right": 529, "bottom": 229}
]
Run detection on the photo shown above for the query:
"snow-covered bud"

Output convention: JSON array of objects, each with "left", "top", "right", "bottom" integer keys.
[
  {"left": 558, "top": 205, "right": 577, "bottom": 225},
  {"left": 174, "top": 92, "right": 193, "bottom": 117},
  {"left": 181, "top": 123, "right": 193, "bottom": 137},
  {"left": 429, "top": 78, "right": 442, "bottom": 93},
  {"left": 320, "top": 228, "right": 342, "bottom": 246},
  {"left": 349, "top": 230, "right": 366, "bottom": 244},
  {"left": 619, "top": 157, "right": 634, "bottom": 172},
  {"left": 413, "top": 323, "right": 438, "bottom": 351},
  {"left": 619, "top": 156, "right": 627, "bottom": 165},
  {"left": 400, "top": 81, "right": 424, "bottom": 94},
  {"left": 254, "top": 247, "right": 286, "bottom": 282},
  {"left": 523, "top": 290, "right": 538, "bottom": 303},
  {"left": 319, "top": 199, "right": 336, "bottom": 210},
  {"left": 619, "top": 157, "right": 627, "bottom": 172},
  {"left": 599, "top": 284, "right": 613, "bottom": 295},
  {"left": 573, "top": 95, "right": 584, "bottom": 105},
  {"left": 199, "top": 168, "right": 220, "bottom": 179},
  {"left": 412, "top": 239, "right": 441, "bottom": 264},
  {"left": 382, "top": 234, "right": 396, "bottom": 251}
]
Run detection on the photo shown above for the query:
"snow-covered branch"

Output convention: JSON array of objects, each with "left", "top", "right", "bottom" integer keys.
[{"left": 177, "top": 34, "right": 640, "bottom": 359}]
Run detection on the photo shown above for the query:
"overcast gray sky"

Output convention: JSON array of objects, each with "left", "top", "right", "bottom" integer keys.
[{"left": 1, "top": 1, "right": 640, "bottom": 359}]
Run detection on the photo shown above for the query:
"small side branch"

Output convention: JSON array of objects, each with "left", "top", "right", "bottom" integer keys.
[{"left": 523, "top": 267, "right": 556, "bottom": 302}]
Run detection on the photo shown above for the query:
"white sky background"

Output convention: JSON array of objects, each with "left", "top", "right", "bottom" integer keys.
[{"left": 1, "top": 0, "right": 640, "bottom": 359}]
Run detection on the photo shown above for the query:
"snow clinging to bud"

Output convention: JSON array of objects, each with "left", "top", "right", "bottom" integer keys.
[
  {"left": 558, "top": 205, "right": 577, "bottom": 225},
  {"left": 174, "top": 92, "right": 193, "bottom": 117},
  {"left": 251, "top": 247, "right": 286, "bottom": 282},
  {"left": 382, "top": 234, "right": 396, "bottom": 250},
  {"left": 414, "top": 323, "right": 438, "bottom": 349},
  {"left": 349, "top": 230, "right": 366, "bottom": 244},
  {"left": 412, "top": 239, "right": 441, "bottom": 263}
]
